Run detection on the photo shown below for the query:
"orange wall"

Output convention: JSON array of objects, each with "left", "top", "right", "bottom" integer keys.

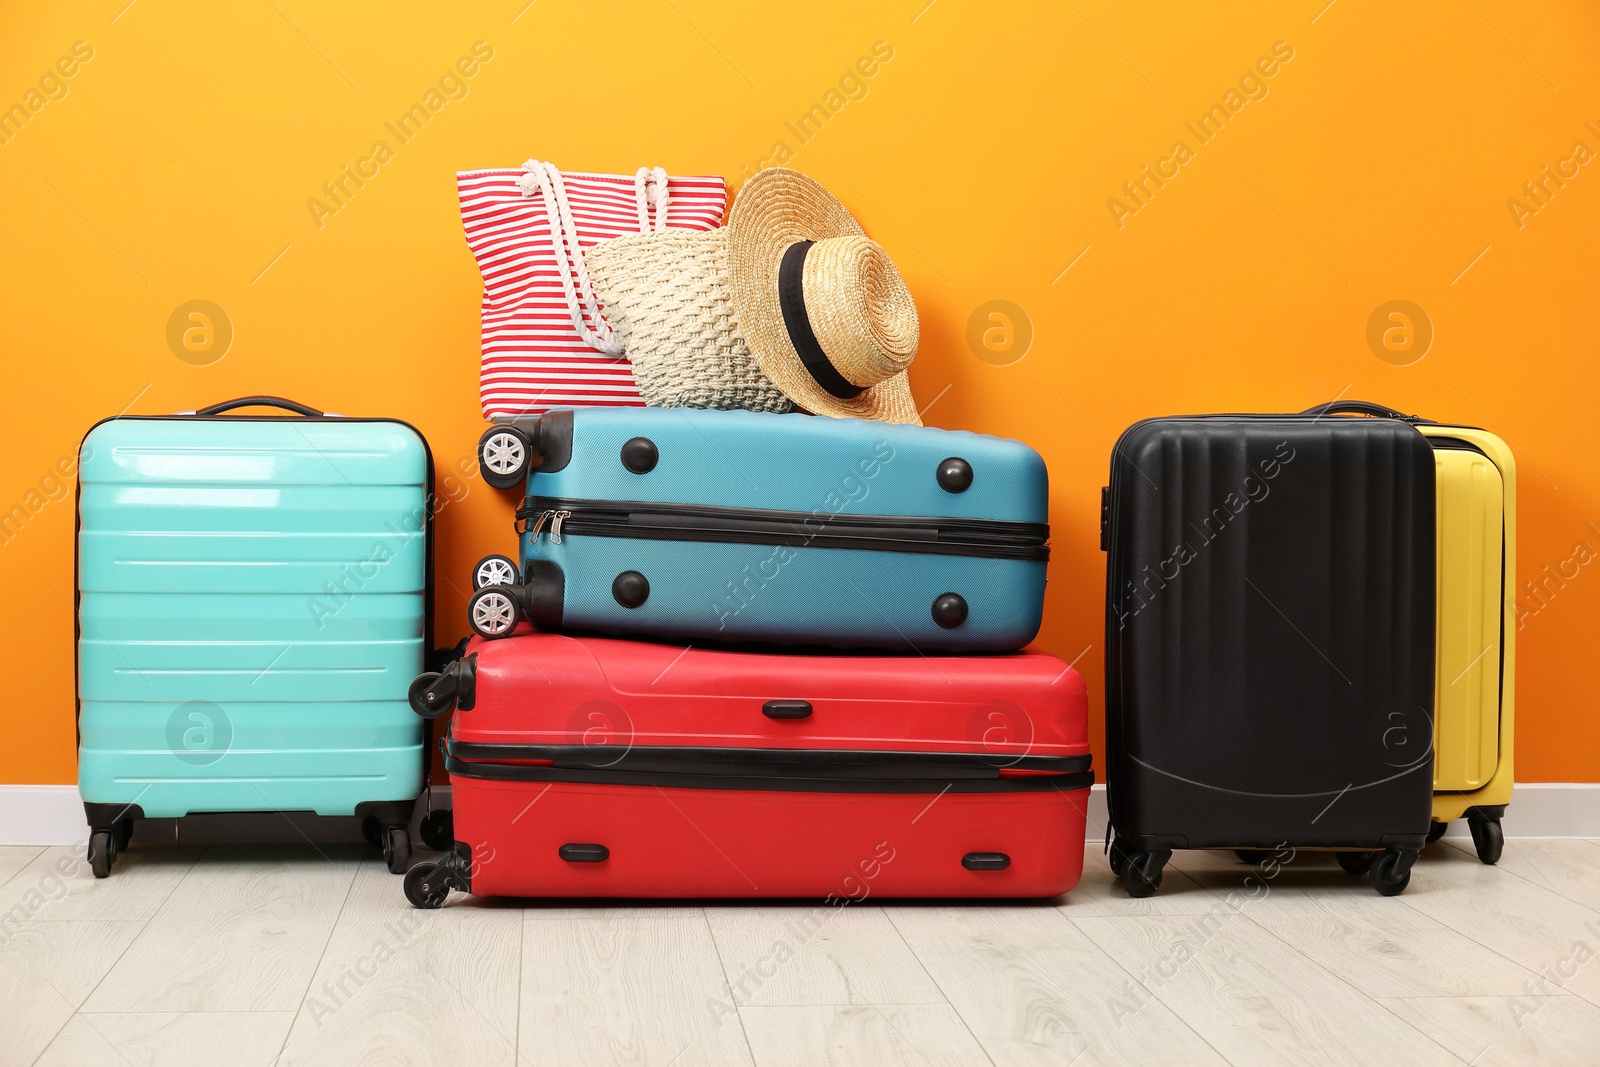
[{"left": 3, "top": 1, "right": 1597, "bottom": 785}]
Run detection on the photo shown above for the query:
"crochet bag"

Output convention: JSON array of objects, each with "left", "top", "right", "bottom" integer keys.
[{"left": 456, "top": 161, "right": 728, "bottom": 418}]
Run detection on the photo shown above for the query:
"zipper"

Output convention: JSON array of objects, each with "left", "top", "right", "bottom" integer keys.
[
  {"left": 520, "top": 508, "right": 574, "bottom": 545},
  {"left": 515, "top": 496, "right": 1049, "bottom": 562}
]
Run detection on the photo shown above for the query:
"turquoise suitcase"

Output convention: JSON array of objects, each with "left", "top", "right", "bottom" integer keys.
[
  {"left": 76, "top": 397, "right": 434, "bottom": 876},
  {"left": 467, "top": 408, "right": 1050, "bottom": 651}
]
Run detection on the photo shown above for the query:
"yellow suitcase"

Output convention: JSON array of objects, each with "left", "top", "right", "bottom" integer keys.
[
  {"left": 1308, "top": 403, "right": 1514, "bottom": 864},
  {"left": 1420, "top": 422, "right": 1514, "bottom": 863}
]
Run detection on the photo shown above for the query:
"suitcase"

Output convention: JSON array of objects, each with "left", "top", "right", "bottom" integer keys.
[
  {"left": 1305, "top": 402, "right": 1515, "bottom": 864},
  {"left": 465, "top": 408, "right": 1050, "bottom": 651},
  {"left": 1101, "top": 410, "right": 1436, "bottom": 897},
  {"left": 400, "top": 632, "right": 1093, "bottom": 906},
  {"left": 76, "top": 397, "right": 434, "bottom": 876}
]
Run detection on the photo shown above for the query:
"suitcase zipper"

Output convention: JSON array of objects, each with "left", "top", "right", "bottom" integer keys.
[
  {"left": 515, "top": 497, "right": 1050, "bottom": 561},
  {"left": 521, "top": 508, "right": 575, "bottom": 545}
]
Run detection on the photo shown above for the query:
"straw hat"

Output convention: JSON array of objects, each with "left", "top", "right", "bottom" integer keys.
[{"left": 584, "top": 168, "right": 921, "bottom": 424}]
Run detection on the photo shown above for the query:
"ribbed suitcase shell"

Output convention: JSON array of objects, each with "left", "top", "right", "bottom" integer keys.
[
  {"left": 1420, "top": 424, "right": 1515, "bottom": 823},
  {"left": 77, "top": 413, "right": 430, "bottom": 819},
  {"left": 1103, "top": 415, "right": 1435, "bottom": 850},
  {"left": 441, "top": 633, "right": 1091, "bottom": 898},
  {"left": 516, "top": 408, "right": 1049, "bottom": 651}
]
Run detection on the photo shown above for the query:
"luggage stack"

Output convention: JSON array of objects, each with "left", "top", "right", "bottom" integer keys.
[
  {"left": 401, "top": 408, "right": 1095, "bottom": 908},
  {"left": 69, "top": 153, "right": 1514, "bottom": 905}
]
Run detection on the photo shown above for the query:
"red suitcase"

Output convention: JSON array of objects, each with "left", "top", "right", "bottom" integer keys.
[{"left": 403, "top": 633, "right": 1093, "bottom": 906}]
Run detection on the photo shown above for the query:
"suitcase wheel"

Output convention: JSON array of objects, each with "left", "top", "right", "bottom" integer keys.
[
  {"left": 1425, "top": 821, "right": 1449, "bottom": 845},
  {"left": 478, "top": 427, "right": 532, "bottom": 490},
  {"left": 87, "top": 830, "right": 116, "bottom": 879},
  {"left": 409, "top": 673, "right": 453, "bottom": 719},
  {"left": 472, "top": 554, "right": 520, "bottom": 591},
  {"left": 419, "top": 809, "right": 454, "bottom": 851},
  {"left": 1467, "top": 814, "right": 1503, "bottom": 865},
  {"left": 1368, "top": 849, "right": 1414, "bottom": 896},
  {"left": 1335, "top": 851, "right": 1375, "bottom": 876},
  {"left": 382, "top": 826, "right": 412, "bottom": 875},
  {"left": 468, "top": 586, "right": 521, "bottom": 640},
  {"left": 1120, "top": 850, "right": 1168, "bottom": 898},
  {"left": 403, "top": 862, "right": 451, "bottom": 909}
]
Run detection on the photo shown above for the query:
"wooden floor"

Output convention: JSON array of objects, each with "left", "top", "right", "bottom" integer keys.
[{"left": 4, "top": 837, "right": 1600, "bottom": 1066}]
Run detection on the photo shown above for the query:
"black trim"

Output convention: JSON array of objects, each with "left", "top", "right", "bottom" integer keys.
[
  {"left": 446, "top": 739, "right": 1090, "bottom": 779},
  {"left": 620, "top": 436, "right": 659, "bottom": 474},
  {"left": 445, "top": 755, "right": 1094, "bottom": 794},
  {"left": 453, "top": 654, "right": 478, "bottom": 712},
  {"left": 534, "top": 410, "right": 574, "bottom": 473},
  {"left": 83, "top": 802, "right": 145, "bottom": 829},
  {"left": 354, "top": 798, "right": 418, "bottom": 826},
  {"left": 762, "top": 700, "right": 813, "bottom": 720},
  {"left": 194, "top": 395, "right": 323, "bottom": 417},
  {"left": 522, "top": 560, "right": 566, "bottom": 629},
  {"left": 778, "top": 241, "right": 866, "bottom": 400},
  {"left": 937, "top": 457, "right": 973, "bottom": 494},
  {"left": 517, "top": 496, "right": 1050, "bottom": 563},
  {"left": 1299, "top": 400, "right": 1434, "bottom": 423},
  {"left": 558, "top": 843, "right": 610, "bottom": 863}
]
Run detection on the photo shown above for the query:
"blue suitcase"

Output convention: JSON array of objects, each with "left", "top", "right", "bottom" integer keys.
[
  {"left": 76, "top": 397, "right": 436, "bottom": 876},
  {"left": 466, "top": 408, "right": 1050, "bottom": 650}
]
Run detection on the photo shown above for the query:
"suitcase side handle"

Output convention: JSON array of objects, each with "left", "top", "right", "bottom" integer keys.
[
  {"left": 558, "top": 843, "right": 610, "bottom": 863},
  {"left": 762, "top": 700, "right": 813, "bottom": 720},
  {"left": 190, "top": 396, "right": 328, "bottom": 418},
  {"left": 1301, "top": 400, "right": 1433, "bottom": 423}
]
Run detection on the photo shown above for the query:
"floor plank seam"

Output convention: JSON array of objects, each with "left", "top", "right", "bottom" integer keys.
[
  {"left": 1051, "top": 907, "right": 1234, "bottom": 1066},
  {"left": 1229, "top": 906, "right": 1472, "bottom": 1065},
  {"left": 879, "top": 908, "right": 1000, "bottom": 1067},
  {"left": 0, "top": 846, "right": 44, "bottom": 893},
  {"left": 1453, "top": 839, "right": 1600, "bottom": 913},
  {"left": 48, "top": 844, "right": 212, "bottom": 1065},
  {"left": 269, "top": 847, "right": 362, "bottom": 1066},
  {"left": 701, "top": 910, "right": 760, "bottom": 1066},
  {"left": 1393, "top": 855, "right": 1600, "bottom": 978},
  {"left": 512, "top": 900, "right": 526, "bottom": 1061}
]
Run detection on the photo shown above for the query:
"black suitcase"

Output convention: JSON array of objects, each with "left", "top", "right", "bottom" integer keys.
[{"left": 1101, "top": 412, "right": 1436, "bottom": 897}]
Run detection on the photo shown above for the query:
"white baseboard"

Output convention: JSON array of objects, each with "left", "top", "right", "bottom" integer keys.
[{"left": 1, "top": 782, "right": 1595, "bottom": 846}]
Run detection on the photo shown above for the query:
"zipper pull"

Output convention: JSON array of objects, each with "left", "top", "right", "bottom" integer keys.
[
  {"left": 549, "top": 509, "right": 572, "bottom": 544},
  {"left": 526, "top": 510, "right": 553, "bottom": 544}
]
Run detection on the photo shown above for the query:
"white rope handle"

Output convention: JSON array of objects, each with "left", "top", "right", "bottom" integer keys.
[
  {"left": 635, "top": 166, "right": 670, "bottom": 231},
  {"left": 517, "top": 159, "right": 624, "bottom": 356}
]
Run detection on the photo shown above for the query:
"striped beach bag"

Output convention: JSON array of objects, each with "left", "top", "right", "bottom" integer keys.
[{"left": 457, "top": 161, "right": 728, "bottom": 419}]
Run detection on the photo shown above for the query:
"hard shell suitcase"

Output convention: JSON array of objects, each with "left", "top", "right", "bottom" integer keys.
[
  {"left": 466, "top": 408, "right": 1050, "bottom": 651},
  {"left": 76, "top": 397, "right": 433, "bottom": 876},
  {"left": 1101, "top": 411, "right": 1436, "bottom": 897},
  {"left": 401, "top": 632, "right": 1093, "bottom": 906},
  {"left": 1305, "top": 402, "right": 1516, "bottom": 864}
]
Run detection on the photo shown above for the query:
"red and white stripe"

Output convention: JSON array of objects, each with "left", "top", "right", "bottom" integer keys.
[{"left": 458, "top": 168, "right": 728, "bottom": 418}]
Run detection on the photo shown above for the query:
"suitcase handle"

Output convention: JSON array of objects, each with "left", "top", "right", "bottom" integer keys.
[
  {"left": 1300, "top": 400, "right": 1433, "bottom": 423},
  {"left": 762, "top": 700, "right": 813, "bottom": 720},
  {"left": 558, "top": 843, "right": 610, "bottom": 863},
  {"left": 191, "top": 396, "right": 329, "bottom": 418}
]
